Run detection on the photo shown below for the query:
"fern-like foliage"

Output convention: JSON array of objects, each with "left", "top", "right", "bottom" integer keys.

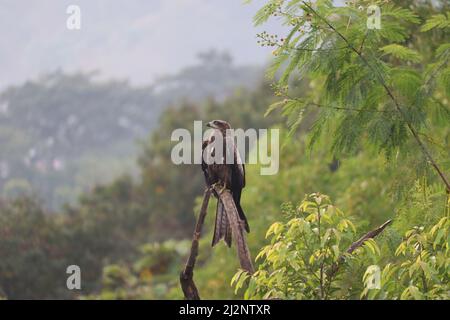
[{"left": 256, "top": 0, "right": 450, "bottom": 187}]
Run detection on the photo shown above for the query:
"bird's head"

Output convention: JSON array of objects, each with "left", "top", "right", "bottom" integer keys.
[{"left": 206, "top": 120, "right": 231, "bottom": 131}]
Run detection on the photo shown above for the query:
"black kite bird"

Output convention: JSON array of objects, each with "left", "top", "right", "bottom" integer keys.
[{"left": 201, "top": 120, "right": 250, "bottom": 247}]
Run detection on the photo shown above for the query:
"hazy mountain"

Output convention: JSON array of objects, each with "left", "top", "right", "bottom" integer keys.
[{"left": 0, "top": 51, "right": 263, "bottom": 209}]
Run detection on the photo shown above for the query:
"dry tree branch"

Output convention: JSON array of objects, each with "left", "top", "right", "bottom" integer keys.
[
  {"left": 180, "top": 186, "right": 254, "bottom": 300},
  {"left": 180, "top": 188, "right": 211, "bottom": 300},
  {"left": 346, "top": 219, "right": 392, "bottom": 255},
  {"left": 328, "top": 219, "right": 393, "bottom": 279},
  {"left": 323, "top": 219, "right": 392, "bottom": 299}
]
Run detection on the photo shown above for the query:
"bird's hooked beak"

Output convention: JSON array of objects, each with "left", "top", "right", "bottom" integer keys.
[{"left": 206, "top": 121, "right": 215, "bottom": 129}]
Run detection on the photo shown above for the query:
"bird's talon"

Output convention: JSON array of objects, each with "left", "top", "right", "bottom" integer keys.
[
  {"left": 210, "top": 182, "right": 219, "bottom": 190},
  {"left": 219, "top": 184, "right": 227, "bottom": 194}
]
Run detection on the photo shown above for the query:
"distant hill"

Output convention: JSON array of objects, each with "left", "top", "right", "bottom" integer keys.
[{"left": 0, "top": 51, "right": 263, "bottom": 209}]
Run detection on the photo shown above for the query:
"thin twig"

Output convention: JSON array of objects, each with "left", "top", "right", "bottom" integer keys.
[
  {"left": 358, "top": 31, "right": 368, "bottom": 54},
  {"left": 308, "top": 101, "right": 393, "bottom": 114},
  {"left": 317, "top": 205, "right": 325, "bottom": 299},
  {"left": 285, "top": 96, "right": 394, "bottom": 113},
  {"left": 417, "top": 132, "right": 448, "bottom": 151},
  {"left": 292, "top": 46, "right": 348, "bottom": 52}
]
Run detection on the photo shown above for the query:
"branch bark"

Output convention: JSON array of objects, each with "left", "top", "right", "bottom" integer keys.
[
  {"left": 180, "top": 184, "right": 255, "bottom": 299},
  {"left": 213, "top": 186, "right": 255, "bottom": 274},
  {"left": 180, "top": 188, "right": 211, "bottom": 300},
  {"left": 328, "top": 219, "right": 393, "bottom": 278}
]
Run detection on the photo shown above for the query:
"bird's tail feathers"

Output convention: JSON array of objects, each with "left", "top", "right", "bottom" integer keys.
[{"left": 211, "top": 200, "right": 232, "bottom": 247}]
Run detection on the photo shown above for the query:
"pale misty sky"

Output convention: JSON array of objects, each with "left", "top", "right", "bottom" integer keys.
[{"left": 0, "top": 0, "right": 288, "bottom": 89}]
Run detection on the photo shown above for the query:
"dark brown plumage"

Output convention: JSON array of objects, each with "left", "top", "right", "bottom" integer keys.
[{"left": 201, "top": 120, "right": 249, "bottom": 247}]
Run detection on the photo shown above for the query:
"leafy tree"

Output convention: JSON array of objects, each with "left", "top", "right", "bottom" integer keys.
[
  {"left": 0, "top": 79, "right": 281, "bottom": 299},
  {"left": 0, "top": 51, "right": 262, "bottom": 209},
  {"left": 224, "top": 0, "right": 450, "bottom": 300},
  {"left": 0, "top": 197, "right": 70, "bottom": 299},
  {"left": 86, "top": 240, "right": 190, "bottom": 300},
  {"left": 255, "top": 0, "right": 450, "bottom": 191}
]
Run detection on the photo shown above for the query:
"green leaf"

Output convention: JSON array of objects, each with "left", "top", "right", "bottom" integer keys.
[
  {"left": 363, "top": 239, "right": 381, "bottom": 256},
  {"left": 265, "top": 100, "right": 286, "bottom": 117},
  {"left": 436, "top": 43, "right": 450, "bottom": 58},
  {"left": 231, "top": 269, "right": 245, "bottom": 287},
  {"left": 433, "top": 229, "right": 445, "bottom": 249},
  {"left": 390, "top": 68, "right": 422, "bottom": 98},
  {"left": 383, "top": 5, "right": 420, "bottom": 24},
  {"left": 244, "top": 278, "right": 257, "bottom": 299},
  {"left": 401, "top": 286, "right": 423, "bottom": 300},
  {"left": 380, "top": 44, "right": 422, "bottom": 63},
  {"left": 421, "top": 13, "right": 450, "bottom": 32},
  {"left": 266, "top": 222, "right": 284, "bottom": 238},
  {"left": 233, "top": 270, "right": 249, "bottom": 294},
  {"left": 253, "top": 1, "right": 277, "bottom": 26},
  {"left": 331, "top": 245, "right": 340, "bottom": 259}
]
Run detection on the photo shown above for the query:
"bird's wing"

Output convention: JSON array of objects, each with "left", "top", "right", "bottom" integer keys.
[
  {"left": 201, "top": 138, "right": 211, "bottom": 185},
  {"left": 235, "top": 146, "right": 245, "bottom": 188},
  {"left": 224, "top": 135, "right": 245, "bottom": 189},
  {"left": 226, "top": 135, "right": 249, "bottom": 232}
]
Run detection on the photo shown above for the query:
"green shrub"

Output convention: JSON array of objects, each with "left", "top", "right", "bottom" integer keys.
[{"left": 233, "top": 193, "right": 381, "bottom": 299}]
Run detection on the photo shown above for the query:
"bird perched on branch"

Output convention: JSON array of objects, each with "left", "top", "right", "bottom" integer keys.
[{"left": 201, "top": 120, "right": 249, "bottom": 247}]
